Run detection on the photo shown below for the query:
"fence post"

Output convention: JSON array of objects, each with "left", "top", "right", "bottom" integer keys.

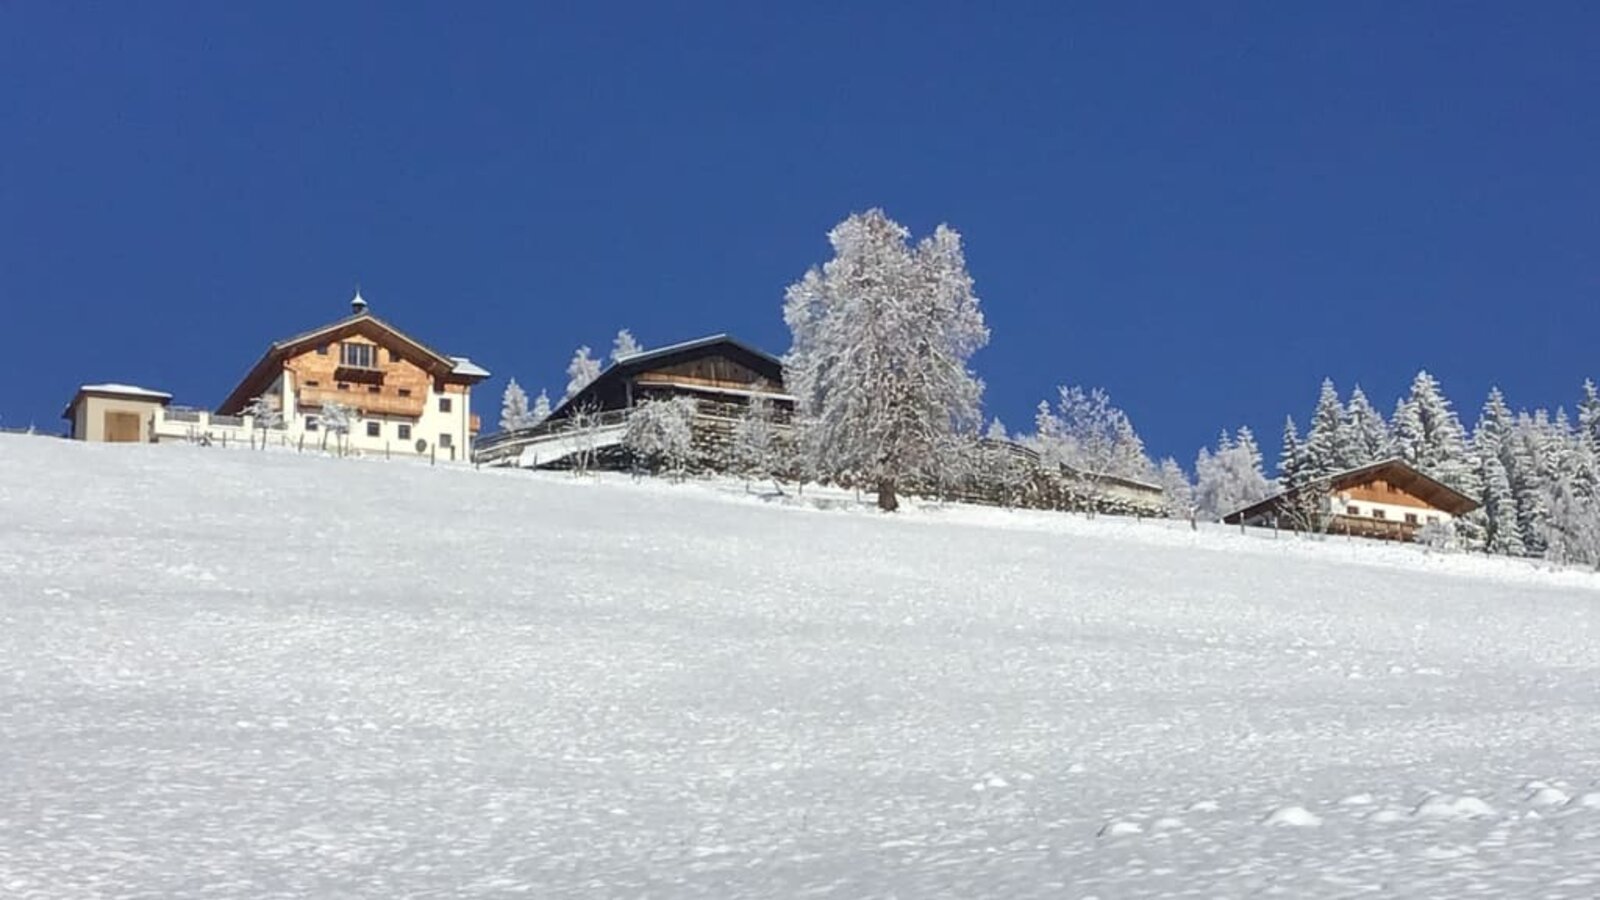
[{"left": 431, "top": 445, "right": 436, "bottom": 466}]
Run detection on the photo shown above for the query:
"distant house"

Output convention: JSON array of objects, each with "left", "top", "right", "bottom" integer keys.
[
  {"left": 1223, "top": 457, "right": 1479, "bottom": 541},
  {"left": 63, "top": 292, "right": 490, "bottom": 459},
  {"left": 474, "top": 333, "right": 791, "bottom": 469}
]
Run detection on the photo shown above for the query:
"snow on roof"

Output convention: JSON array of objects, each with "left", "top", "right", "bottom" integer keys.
[
  {"left": 78, "top": 384, "right": 172, "bottom": 400},
  {"left": 450, "top": 357, "right": 491, "bottom": 378},
  {"left": 608, "top": 334, "right": 781, "bottom": 370}
]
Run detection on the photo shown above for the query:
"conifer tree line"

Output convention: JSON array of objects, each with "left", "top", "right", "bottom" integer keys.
[{"left": 1241, "top": 372, "right": 1600, "bottom": 565}]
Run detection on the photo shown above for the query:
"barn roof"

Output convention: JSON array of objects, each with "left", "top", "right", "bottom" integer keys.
[
  {"left": 548, "top": 333, "right": 784, "bottom": 420},
  {"left": 1223, "top": 457, "right": 1480, "bottom": 524}
]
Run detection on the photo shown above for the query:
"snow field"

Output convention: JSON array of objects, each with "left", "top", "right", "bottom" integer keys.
[{"left": 2, "top": 435, "right": 1600, "bottom": 897}]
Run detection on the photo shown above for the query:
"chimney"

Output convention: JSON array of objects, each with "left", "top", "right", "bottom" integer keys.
[{"left": 351, "top": 289, "right": 369, "bottom": 316}]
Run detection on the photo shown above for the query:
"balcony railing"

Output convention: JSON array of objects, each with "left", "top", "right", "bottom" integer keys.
[{"left": 299, "top": 387, "right": 424, "bottom": 418}]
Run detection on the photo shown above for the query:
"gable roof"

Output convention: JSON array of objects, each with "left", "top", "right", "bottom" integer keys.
[
  {"left": 548, "top": 333, "right": 785, "bottom": 420},
  {"left": 1223, "top": 457, "right": 1480, "bottom": 523},
  {"left": 62, "top": 384, "right": 173, "bottom": 419},
  {"left": 218, "top": 311, "right": 485, "bottom": 413}
]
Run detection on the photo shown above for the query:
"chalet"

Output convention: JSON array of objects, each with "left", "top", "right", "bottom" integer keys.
[
  {"left": 473, "top": 333, "right": 791, "bottom": 469},
  {"left": 1223, "top": 457, "right": 1479, "bottom": 541},
  {"left": 64, "top": 292, "right": 490, "bottom": 459}
]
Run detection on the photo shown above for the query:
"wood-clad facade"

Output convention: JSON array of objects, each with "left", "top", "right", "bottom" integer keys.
[{"left": 1223, "top": 458, "right": 1479, "bottom": 541}]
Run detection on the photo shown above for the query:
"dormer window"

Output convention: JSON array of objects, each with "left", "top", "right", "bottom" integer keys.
[{"left": 341, "top": 343, "right": 376, "bottom": 369}]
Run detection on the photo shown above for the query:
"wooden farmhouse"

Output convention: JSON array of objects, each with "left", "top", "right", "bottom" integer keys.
[
  {"left": 64, "top": 292, "right": 490, "bottom": 459},
  {"left": 1223, "top": 457, "right": 1479, "bottom": 541},
  {"left": 473, "top": 334, "right": 791, "bottom": 470}
]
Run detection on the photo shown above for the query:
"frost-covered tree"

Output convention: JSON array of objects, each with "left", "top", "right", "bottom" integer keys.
[
  {"left": 500, "top": 378, "right": 533, "bottom": 432},
  {"left": 319, "top": 402, "right": 353, "bottom": 453},
  {"left": 782, "top": 209, "right": 989, "bottom": 511},
  {"left": 731, "top": 394, "right": 786, "bottom": 490},
  {"left": 1343, "top": 385, "right": 1390, "bottom": 466},
  {"left": 1194, "top": 428, "right": 1273, "bottom": 520},
  {"left": 1544, "top": 472, "right": 1600, "bottom": 569},
  {"left": 623, "top": 395, "right": 697, "bottom": 480},
  {"left": 1278, "top": 416, "right": 1305, "bottom": 490},
  {"left": 565, "top": 346, "right": 602, "bottom": 400},
  {"left": 1472, "top": 387, "right": 1524, "bottom": 556},
  {"left": 1301, "top": 378, "right": 1350, "bottom": 480},
  {"left": 1028, "top": 386, "right": 1154, "bottom": 514},
  {"left": 1509, "top": 411, "right": 1554, "bottom": 556},
  {"left": 243, "top": 394, "right": 282, "bottom": 449},
  {"left": 611, "top": 329, "right": 644, "bottom": 363},
  {"left": 985, "top": 418, "right": 1008, "bottom": 442},
  {"left": 530, "top": 389, "right": 552, "bottom": 425},
  {"left": 1392, "top": 371, "right": 1476, "bottom": 496},
  {"left": 1579, "top": 379, "right": 1600, "bottom": 453},
  {"left": 1154, "top": 457, "right": 1194, "bottom": 519}
]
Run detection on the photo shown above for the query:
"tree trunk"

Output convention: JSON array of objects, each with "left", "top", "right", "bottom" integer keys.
[{"left": 877, "top": 478, "right": 899, "bottom": 512}]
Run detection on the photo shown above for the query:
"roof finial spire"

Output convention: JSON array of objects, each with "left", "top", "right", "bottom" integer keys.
[{"left": 351, "top": 284, "right": 368, "bottom": 315}]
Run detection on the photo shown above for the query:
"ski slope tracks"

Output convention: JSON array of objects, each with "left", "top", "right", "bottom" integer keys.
[{"left": 3, "top": 434, "right": 1600, "bottom": 898}]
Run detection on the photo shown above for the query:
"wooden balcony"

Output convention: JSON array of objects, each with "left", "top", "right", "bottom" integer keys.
[
  {"left": 299, "top": 387, "right": 424, "bottom": 418},
  {"left": 333, "top": 364, "right": 385, "bottom": 385}
]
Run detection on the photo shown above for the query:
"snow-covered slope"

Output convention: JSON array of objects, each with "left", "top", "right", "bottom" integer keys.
[{"left": 3, "top": 435, "right": 1599, "bottom": 898}]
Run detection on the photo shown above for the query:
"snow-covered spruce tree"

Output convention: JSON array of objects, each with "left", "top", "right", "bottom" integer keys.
[
  {"left": 1509, "top": 411, "right": 1554, "bottom": 556},
  {"left": 319, "top": 402, "right": 353, "bottom": 454},
  {"left": 1543, "top": 464, "right": 1600, "bottom": 569},
  {"left": 611, "top": 329, "right": 643, "bottom": 364},
  {"left": 782, "top": 209, "right": 988, "bottom": 512},
  {"left": 1154, "top": 457, "right": 1194, "bottom": 519},
  {"left": 565, "top": 346, "right": 602, "bottom": 400},
  {"left": 731, "top": 393, "right": 785, "bottom": 490},
  {"left": 1392, "top": 370, "right": 1481, "bottom": 544},
  {"left": 985, "top": 418, "right": 1008, "bottom": 442},
  {"left": 1472, "top": 387, "right": 1524, "bottom": 556},
  {"left": 500, "top": 378, "right": 532, "bottom": 432},
  {"left": 242, "top": 394, "right": 282, "bottom": 449},
  {"left": 622, "top": 395, "right": 697, "bottom": 481},
  {"left": 1343, "top": 384, "right": 1390, "bottom": 466},
  {"left": 1579, "top": 379, "right": 1600, "bottom": 453},
  {"left": 1193, "top": 428, "right": 1273, "bottom": 520},
  {"left": 1301, "top": 378, "right": 1349, "bottom": 480},
  {"left": 530, "top": 389, "right": 552, "bottom": 425},
  {"left": 1278, "top": 416, "right": 1306, "bottom": 491}
]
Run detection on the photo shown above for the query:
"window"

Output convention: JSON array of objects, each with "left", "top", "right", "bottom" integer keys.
[
  {"left": 1426, "top": 516, "right": 1439, "bottom": 525},
  {"left": 366, "top": 421, "right": 381, "bottom": 438},
  {"left": 398, "top": 424, "right": 411, "bottom": 440},
  {"left": 306, "top": 416, "right": 319, "bottom": 431},
  {"left": 1404, "top": 513, "right": 1419, "bottom": 525},
  {"left": 1346, "top": 505, "right": 1360, "bottom": 516},
  {"left": 439, "top": 397, "right": 453, "bottom": 413},
  {"left": 398, "top": 388, "right": 412, "bottom": 397},
  {"left": 337, "top": 382, "right": 350, "bottom": 391},
  {"left": 389, "top": 349, "right": 402, "bottom": 363},
  {"left": 1373, "top": 509, "right": 1387, "bottom": 520},
  {"left": 367, "top": 385, "right": 380, "bottom": 394},
  {"left": 304, "top": 380, "right": 320, "bottom": 388},
  {"left": 341, "top": 343, "right": 376, "bottom": 368},
  {"left": 316, "top": 345, "right": 329, "bottom": 356},
  {"left": 439, "top": 432, "right": 453, "bottom": 448}
]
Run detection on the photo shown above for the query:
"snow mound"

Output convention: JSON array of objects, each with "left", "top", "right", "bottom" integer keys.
[
  {"left": 1413, "top": 795, "right": 1497, "bottom": 820},
  {"left": 1527, "top": 787, "right": 1571, "bottom": 807},
  {"left": 1098, "top": 820, "right": 1144, "bottom": 837},
  {"left": 1263, "top": 805, "right": 1322, "bottom": 827},
  {"left": 1339, "top": 792, "right": 1376, "bottom": 806},
  {"left": 1569, "top": 792, "right": 1600, "bottom": 810}
]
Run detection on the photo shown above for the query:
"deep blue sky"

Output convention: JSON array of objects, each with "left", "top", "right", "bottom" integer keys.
[{"left": 4, "top": 3, "right": 1598, "bottom": 468}]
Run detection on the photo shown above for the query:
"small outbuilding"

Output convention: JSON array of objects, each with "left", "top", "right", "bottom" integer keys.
[{"left": 62, "top": 384, "right": 173, "bottom": 443}]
